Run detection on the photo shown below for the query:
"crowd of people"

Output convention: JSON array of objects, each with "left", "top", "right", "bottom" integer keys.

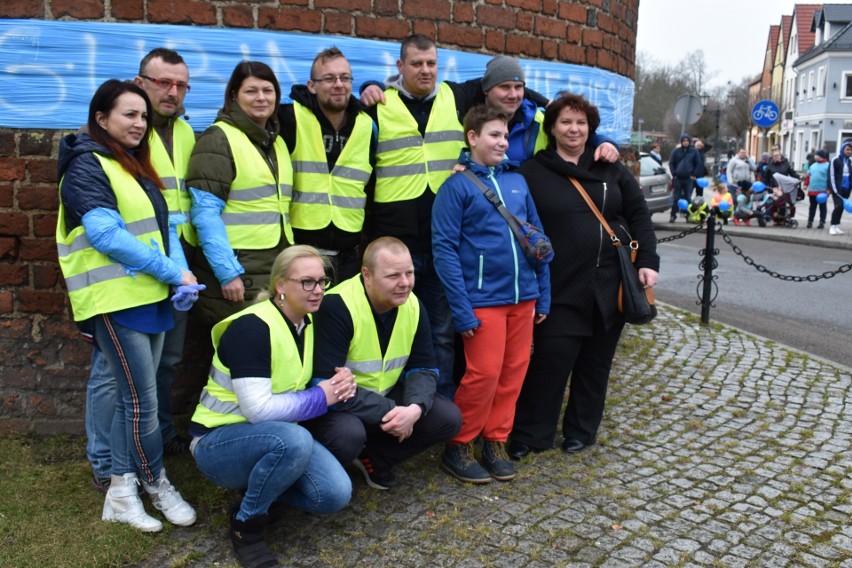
[{"left": 56, "top": 37, "right": 660, "bottom": 568}]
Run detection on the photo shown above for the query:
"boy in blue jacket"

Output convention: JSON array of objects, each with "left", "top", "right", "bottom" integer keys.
[{"left": 432, "top": 105, "right": 550, "bottom": 484}]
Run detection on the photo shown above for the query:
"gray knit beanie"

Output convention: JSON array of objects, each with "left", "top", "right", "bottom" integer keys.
[{"left": 481, "top": 56, "right": 525, "bottom": 92}]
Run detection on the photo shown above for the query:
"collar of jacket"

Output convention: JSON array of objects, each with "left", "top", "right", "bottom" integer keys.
[
  {"left": 215, "top": 105, "right": 281, "bottom": 150},
  {"left": 533, "top": 148, "right": 603, "bottom": 182}
]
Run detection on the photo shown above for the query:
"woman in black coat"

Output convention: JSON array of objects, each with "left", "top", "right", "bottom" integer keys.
[{"left": 508, "top": 93, "right": 660, "bottom": 458}]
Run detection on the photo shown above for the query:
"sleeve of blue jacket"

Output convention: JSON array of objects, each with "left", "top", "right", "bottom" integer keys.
[
  {"left": 431, "top": 175, "right": 480, "bottom": 333},
  {"left": 81, "top": 208, "right": 183, "bottom": 286},
  {"left": 190, "top": 187, "right": 245, "bottom": 286},
  {"left": 524, "top": 188, "right": 551, "bottom": 315},
  {"left": 167, "top": 214, "right": 189, "bottom": 272}
]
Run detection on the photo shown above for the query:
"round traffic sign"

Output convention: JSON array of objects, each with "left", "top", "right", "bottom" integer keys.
[
  {"left": 672, "top": 95, "right": 704, "bottom": 126},
  {"left": 751, "top": 100, "right": 779, "bottom": 128}
]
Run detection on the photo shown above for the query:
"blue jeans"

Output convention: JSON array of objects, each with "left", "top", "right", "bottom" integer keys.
[
  {"left": 85, "top": 307, "right": 186, "bottom": 478},
  {"left": 410, "top": 249, "right": 455, "bottom": 399},
  {"left": 192, "top": 421, "right": 351, "bottom": 521},
  {"left": 94, "top": 315, "right": 164, "bottom": 484}
]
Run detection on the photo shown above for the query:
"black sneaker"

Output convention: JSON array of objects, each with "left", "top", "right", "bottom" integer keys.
[
  {"left": 669, "top": 214, "right": 676, "bottom": 223},
  {"left": 441, "top": 443, "right": 492, "bottom": 484},
  {"left": 229, "top": 509, "right": 279, "bottom": 568},
  {"left": 353, "top": 454, "right": 395, "bottom": 490},
  {"left": 163, "top": 435, "right": 191, "bottom": 456},
  {"left": 481, "top": 441, "right": 516, "bottom": 481},
  {"left": 91, "top": 474, "right": 111, "bottom": 494}
]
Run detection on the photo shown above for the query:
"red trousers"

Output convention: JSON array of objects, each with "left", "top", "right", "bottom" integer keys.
[{"left": 451, "top": 300, "right": 535, "bottom": 444}]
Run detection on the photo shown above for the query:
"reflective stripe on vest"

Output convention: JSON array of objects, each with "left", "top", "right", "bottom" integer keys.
[
  {"left": 150, "top": 118, "right": 197, "bottom": 245},
  {"left": 215, "top": 121, "right": 294, "bottom": 249},
  {"left": 191, "top": 300, "right": 314, "bottom": 428},
  {"left": 56, "top": 154, "right": 168, "bottom": 321},
  {"left": 374, "top": 83, "right": 464, "bottom": 203},
  {"left": 327, "top": 275, "right": 419, "bottom": 395},
  {"left": 289, "top": 102, "right": 372, "bottom": 233}
]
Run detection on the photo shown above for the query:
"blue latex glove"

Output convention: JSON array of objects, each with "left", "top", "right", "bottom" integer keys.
[{"left": 171, "top": 284, "right": 206, "bottom": 311}]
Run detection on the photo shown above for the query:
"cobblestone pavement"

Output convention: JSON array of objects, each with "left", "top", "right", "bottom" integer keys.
[{"left": 139, "top": 305, "right": 852, "bottom": 568}]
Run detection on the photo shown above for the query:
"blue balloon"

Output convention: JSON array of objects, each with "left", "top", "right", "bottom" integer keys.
[
  {"left": 677, "top": 198, "right": 689, "bottom": 211},
  {"left": 718, "top": 174, "right": 727, "bottom": 183},
  {"left": 752, "top": 181, "right": 766, "bottom": 192},
  {"left": 696, "top": 178, "right": 710, "bottom": 188},
  {"left": 816, "top": 192, "right": 829, "bottom": 204},
  {"left": 844, "top": 199, "right": 852, "bottom": 213},
  {"left": 718, "top": 200, "right": 731, "bottom": 212}
]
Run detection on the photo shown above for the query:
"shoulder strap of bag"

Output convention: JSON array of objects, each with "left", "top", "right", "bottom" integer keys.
[
  {"left": 461, "top": 169, "right": 523, "bottom": 234},
  {"left": 567, "top": 176, "right": 639, "bottom": 260}
]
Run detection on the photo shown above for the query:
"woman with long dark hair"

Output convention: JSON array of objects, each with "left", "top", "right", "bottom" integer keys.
[{"left": 57, "top": 79, "right": 197, "bottom": 531}]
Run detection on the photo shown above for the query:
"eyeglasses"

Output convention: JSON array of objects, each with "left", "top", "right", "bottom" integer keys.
[
  {"left": 311, "top": 75, "right": 353, "bottom": 85},
  {"left": 140, "top": 75, "right": 191, "bottom": 93},
  {"left": 289, "top": 277, "right": 332, "bottom": 291}
]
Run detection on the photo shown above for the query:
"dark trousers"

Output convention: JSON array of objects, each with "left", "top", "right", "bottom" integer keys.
[
  {"left": 511, "top": 312, "right": 624, "bottom": 449},
  {"left": 807, "top": 195, "right": 827, "bottom": 225},
  {"left": 302, "top": 387, "right": 461, "bottom": 469},
  {"left": 671, "top": 178, "right": 693, "bottom": 216},
  {"left": 830, "top": 189, "right": 850, "bottom": 225}
]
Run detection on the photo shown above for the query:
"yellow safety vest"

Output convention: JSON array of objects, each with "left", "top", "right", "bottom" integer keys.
[
  {"left": 532, "top": 110, "right": 548, "bottom": 156},
  {"left": 56, "top": 154, "right": 168, "bottom": 321},
  {"left": 149, "top": 118, "right": 197, "bottom": 245},
  {"left": 374, "top": 83, "right": 464, "bottom": 202},
  {"left": 215, "top": 121, "right": 294, "bottom": 249},
  {"left": 290, "top": 102, "right": 372, "bottom": 233},
  {"left": 192, "top": 300, "right": 314, "bottom": 428},
  {"left": 328, "top": 275, "right": 419, "bottom": 395}
]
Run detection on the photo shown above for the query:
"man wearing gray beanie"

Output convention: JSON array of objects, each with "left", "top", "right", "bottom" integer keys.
[{"left": 480, "top": 55, "right": 618, "bottom": 164}]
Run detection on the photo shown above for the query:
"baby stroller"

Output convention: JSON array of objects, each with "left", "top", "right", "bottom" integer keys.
[{"left": 767, "top": 173, "right": 800, "bottom": 228}]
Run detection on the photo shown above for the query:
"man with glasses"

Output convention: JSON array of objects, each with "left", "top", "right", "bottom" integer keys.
[
  {"left": 302, "top": 237, "right": 462, "bottom": 490},
  {"left": 85, "top": 48, "right": 196, "bottom": 493},
  {"left": 278, "top": 47, "right": 376, "bottom": 284}
]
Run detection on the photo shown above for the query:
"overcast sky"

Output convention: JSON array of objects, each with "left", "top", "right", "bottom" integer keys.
[{"left": 636, "top": 0, "right": 800, "bottom": 90}]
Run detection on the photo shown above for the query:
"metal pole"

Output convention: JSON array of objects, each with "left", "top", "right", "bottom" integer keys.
[
  {"left": 700, "top": 214, "right": 716, "bottom": 324},
  {"left": 713, "top": 108, "right": 721, "bottom": 177}
]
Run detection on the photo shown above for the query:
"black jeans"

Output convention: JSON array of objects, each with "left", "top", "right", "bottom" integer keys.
[
  {"left": 830, "top": 189, "right": 850, "bottom": 225},
  {"left": 808, "top": 195, "right": 827, "bottom": 225}
]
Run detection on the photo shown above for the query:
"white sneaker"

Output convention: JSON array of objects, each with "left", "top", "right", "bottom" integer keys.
[
  {"left": 830, "top": 225, "right": 839, "bottom": 235},
  {"left": 102, "top": 473, "right": 163, "bottom": 532},
  {"left": 836, "top": 225, "right": 845, "bottom": 234},
  {"left": 143, "top": 470, "right": 197, "bottom": 527}
]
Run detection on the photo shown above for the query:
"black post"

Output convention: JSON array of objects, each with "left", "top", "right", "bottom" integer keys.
[
  {"left": 713, "top": 108, "right": 721, "bottom": 177},
  {"left": 700, "top": 214, "right": 716, "bottom": 324}
]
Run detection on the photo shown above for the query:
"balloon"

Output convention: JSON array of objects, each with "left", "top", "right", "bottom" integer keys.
[
  {"left": 816, "top": 192, "right": 829, "bottom": 204},
  {"left": 696, "top": 178, "right": 710, "bottom": 188},
  {"left": 844, "top": 199, "right": 852, "bottom": 213},
  {"left": 718, "top": 200, "right": 731, "bottom": 212},
  {"left": 752, "top": 181, "right": 766, "bottom": 192},
  {"left": 678, "top": 198, "right": 689, "bottom": 211},
  {"left": 718, "top": 174, "right": 728, "bottom": 183}
]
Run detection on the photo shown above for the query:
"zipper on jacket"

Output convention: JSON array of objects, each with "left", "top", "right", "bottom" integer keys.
[
  {"left": 478, "top": 253, "right": 484, "bottom": 289},
  {"left": 490, "top": 170, "right": 520, "bottom": 303}
]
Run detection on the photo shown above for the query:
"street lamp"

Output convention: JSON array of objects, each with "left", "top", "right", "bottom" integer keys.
[
  {"left": 699, "top": 92, "right": 736, "bottom": 177},
  {"left": 638, "top": 118, "right": 644, "bottom": 152}
]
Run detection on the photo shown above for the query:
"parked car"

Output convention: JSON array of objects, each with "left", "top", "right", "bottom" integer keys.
[{"left": 637, "top": 152, "right": 672, "bottom": 214}]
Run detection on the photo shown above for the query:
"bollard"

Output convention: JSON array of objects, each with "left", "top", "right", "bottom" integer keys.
[{"left": 699, "top": 214, "right": 717, "bottom": 324}]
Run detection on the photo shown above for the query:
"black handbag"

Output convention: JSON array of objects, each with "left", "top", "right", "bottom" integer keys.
[
  {"left": 567, "top": 176, "right": 657, "bottom": 325},
  {"left": 461, "top": 170, "right": 554, "bottom": 266}
]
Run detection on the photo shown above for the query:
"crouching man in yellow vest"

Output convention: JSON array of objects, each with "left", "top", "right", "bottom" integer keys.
[{"left": 301, "top": 237, "right": 461, "bottom": 490}]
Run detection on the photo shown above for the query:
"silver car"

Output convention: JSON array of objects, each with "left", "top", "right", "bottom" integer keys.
[{"left": 637, "top": 152, "right": 672, "bottom": 214}]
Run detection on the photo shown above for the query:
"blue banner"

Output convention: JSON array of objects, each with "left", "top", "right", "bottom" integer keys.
[{"left": 0, "top": 19, "right": 633, "bottom": 141}]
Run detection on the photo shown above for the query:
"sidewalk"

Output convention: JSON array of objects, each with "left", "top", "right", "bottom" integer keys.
[
  {"left": 136, "top": 305, "right": 852, "bottom": 568},
  {"left": 653, "top": 191, "right": 852, "bottom": 251}
]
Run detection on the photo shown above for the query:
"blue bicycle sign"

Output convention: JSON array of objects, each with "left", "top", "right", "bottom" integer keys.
[{"left": 751, "top": 100, "right": 780, "bottom": 127}]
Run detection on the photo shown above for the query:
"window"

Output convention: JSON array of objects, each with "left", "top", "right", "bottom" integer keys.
[
  {"left": 808, "top": 71, "right": 814, "bottom": 98},
  {"left": 800, "top": 75, "right": 807, "bottom": 101},
  {"left": 818, "top": 67, "right": 826, "bottom": 97},
  {"left": 845, "top": 73, "right": 852, "bottom": 98}
]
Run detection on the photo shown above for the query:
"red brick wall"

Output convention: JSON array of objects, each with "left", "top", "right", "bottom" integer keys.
[{"left": 0, "top": 0, "right": 639, "bottom": 434}]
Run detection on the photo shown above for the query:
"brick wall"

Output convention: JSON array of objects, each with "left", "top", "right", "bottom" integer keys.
[{"left": 0, "top": 0, "right": 639, "bottom": 434}]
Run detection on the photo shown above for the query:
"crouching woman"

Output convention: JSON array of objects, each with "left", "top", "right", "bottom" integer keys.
[{"left": 189, "top": 246, "right": 355, "bottom": 568}]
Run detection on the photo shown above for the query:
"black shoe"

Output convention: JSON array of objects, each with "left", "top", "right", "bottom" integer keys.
[
  {"left": 669, "top": 215, "right": 676, "bottom": 223},
  {"left": 807, "top": 222, "right": 813, "bottom": 228},
  {"left": 163, "top": 435, "right": 191, "bottom": 456},
  {"left": 507, "top": 440, "right": 545, "bottom": 460},
  {"left": 481, "top": 441, "right": 516, "bottom": 481},
  {"left": 818, "top": 223, "right": 825, "bottom": 229},
  {"left": 353, "top": 454, "right": 395, "bottom": 490},
  {"left": 91, "top": 474, "right": 111, "bottom": 494},
  {"left": 561, "top": 438, "right": 585, "bottom": 453},
  {"left": 441, "top": 443, "right": 492, "bottom": 484},
  {"left": 229, "top": 510, "right": 279, "bottom": 568}
]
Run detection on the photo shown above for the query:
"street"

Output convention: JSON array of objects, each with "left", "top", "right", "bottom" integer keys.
[{"left": 655, "top": 228, "right": 852, "bottom": 368}]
